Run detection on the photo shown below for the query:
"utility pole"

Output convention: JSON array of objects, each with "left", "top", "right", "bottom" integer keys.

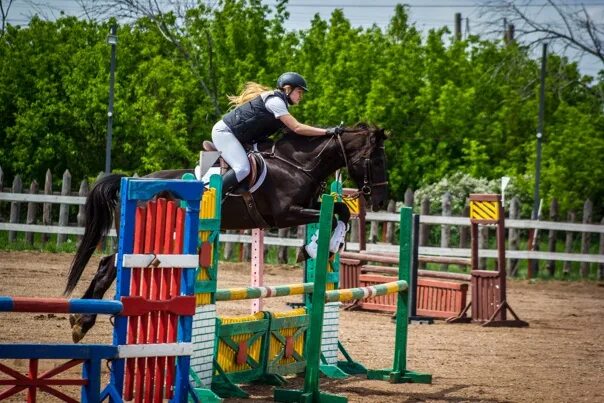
[
  {"left": 505, "top": 23, "right": 515, "bottom": 44},
  {"left": 533, "top": 43, "right": 547, "bottom": 221},
  {"left": 454, "top": 13, "right": 462, "bottom": 41},
  {"left": 105, "top": 24, "right": 117, "bottom": 174},
  {"left": 528, "top": 43, "right": 547, "bottom": 279}
]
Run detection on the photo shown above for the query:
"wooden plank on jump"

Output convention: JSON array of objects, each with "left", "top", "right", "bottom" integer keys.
[
  {"left": 117, "top": 343, "right": 193, "bottom": 358},
  {"left": 122, "top": 253, "right": 198, "bottom": 268}
]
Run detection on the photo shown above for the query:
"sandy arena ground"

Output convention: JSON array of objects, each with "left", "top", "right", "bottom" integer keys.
[{"left": 0, "top": 251, "right": 602, "bottom": 402}]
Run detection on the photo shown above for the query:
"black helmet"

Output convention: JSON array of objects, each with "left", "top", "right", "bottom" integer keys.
[{"left": 277, "top": 72, "right": 308, "bottom": 91}]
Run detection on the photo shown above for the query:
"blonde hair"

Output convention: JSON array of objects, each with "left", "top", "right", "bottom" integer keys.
[{"left": 227, "top": 82, "right": 272, "bottom": 107}]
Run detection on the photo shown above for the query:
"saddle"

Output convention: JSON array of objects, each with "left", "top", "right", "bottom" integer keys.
[{"left": 202, "top": 140, "right": 266, "bottom": 192}]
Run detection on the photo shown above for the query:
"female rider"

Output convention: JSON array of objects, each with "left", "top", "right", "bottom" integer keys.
[
  {"left": 211, "top": 72, "right": 341, "bottom": 196},
  {"left": 211, "top": 72, "right": 344, "bottom": 257}
]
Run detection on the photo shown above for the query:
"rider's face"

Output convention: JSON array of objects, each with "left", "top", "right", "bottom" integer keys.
[{"left": 289, "top": 87, "right": 305, "bottom": 105}]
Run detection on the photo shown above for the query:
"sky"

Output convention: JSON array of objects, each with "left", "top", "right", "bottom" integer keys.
[{"left": 4, "top": 0, "right": 604, "bottom": 76}]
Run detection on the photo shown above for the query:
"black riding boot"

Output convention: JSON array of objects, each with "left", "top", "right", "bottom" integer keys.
[{"left": 221, "top": 169, "right": 240, "bottom": 197}]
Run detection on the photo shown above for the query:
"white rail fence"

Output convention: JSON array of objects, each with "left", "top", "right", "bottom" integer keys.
[{"left": 1, "top": 191, "right": 603, "bottom": 273}]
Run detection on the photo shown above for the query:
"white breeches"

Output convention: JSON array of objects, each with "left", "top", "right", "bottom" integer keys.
[{"left": 211, "top": 121, "right": 250, "bottom": 182}]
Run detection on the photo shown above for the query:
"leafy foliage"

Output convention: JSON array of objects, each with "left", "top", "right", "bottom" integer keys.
[{"left": 0, "top": 1, "right": 602, "bottom": 219}]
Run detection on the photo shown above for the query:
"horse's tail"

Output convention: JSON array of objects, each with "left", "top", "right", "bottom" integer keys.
[{"left": 64, "top": 173, "right": 125, "bottom": 295}]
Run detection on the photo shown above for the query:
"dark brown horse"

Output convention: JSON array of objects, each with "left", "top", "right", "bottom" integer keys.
[{"left": 66, "top": 124, "right": 389, "bottom": 341}]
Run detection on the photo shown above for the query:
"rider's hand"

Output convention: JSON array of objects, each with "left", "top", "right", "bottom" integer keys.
[{"left": 325, "top": 126, "right": 344, "bottom": 136}]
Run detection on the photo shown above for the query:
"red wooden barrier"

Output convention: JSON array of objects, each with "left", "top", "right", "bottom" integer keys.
[{"left": 340, "top": 257, "right": 469, "bottom": 319}]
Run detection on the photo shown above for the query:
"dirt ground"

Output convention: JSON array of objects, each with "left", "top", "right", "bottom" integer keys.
[{"left": 0, "top": 251, "right": 603, "bottom": 402}]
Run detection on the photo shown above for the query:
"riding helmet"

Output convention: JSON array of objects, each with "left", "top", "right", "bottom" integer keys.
[{"left": 277, "top": 72, "right": 308, "bottom": 92}]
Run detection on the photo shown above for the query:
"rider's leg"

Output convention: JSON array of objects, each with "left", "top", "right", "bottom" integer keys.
[
  {"left": 211, "top": 122, "right": 250, "bottom": 196},
  {"left": 221, "top": 168, "right": 239, "bottom": 195}
]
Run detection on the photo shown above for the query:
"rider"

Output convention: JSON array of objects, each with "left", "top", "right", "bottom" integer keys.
[{"left": 211, "top": 72, "right": 341, "bottom": 196}]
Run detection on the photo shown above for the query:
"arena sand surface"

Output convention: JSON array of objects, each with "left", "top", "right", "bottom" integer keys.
[{"left": 0, "top": 251, "right": 602, "bottom": 402}]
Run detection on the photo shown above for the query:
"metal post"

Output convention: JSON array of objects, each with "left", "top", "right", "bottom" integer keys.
[
  {"left": 533, "top": 43, "right": 547, "bottom": 220},
  {"left": 105, "top": 25, "right": 117, "bottom": 174}
]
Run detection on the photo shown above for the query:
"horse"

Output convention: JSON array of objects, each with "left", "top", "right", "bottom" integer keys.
[{"left": 65, "top": 123, "right": 389, "bottom": 342}]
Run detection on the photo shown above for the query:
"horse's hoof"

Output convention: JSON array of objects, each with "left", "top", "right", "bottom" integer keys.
[
  {"left": 69, "top": 314, "right": 79, "bottom": 328},
  {"left": 69, "top": 314, "right": 85, "bottom": 343},
  {"left": 72, "top": 325, "right": 85, "bottom": 343},
  {"left": 296, "top": 247, "right": 309, "bottom": 263}
]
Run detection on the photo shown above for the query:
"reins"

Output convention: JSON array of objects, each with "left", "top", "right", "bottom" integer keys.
[
  {"left": 334, "top": 131, "right": 388, "bottom": 197},
  {"left": 264, "top": 128, "right": 388, "bottom": 195}
]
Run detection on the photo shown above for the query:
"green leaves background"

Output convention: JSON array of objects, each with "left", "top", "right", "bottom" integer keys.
[{"left": 1, "top": 1, "right": 602, "bottom": 217}]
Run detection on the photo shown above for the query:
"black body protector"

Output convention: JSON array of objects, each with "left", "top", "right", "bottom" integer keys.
[{"left": 222, "top": 91, "right": 289, "bottom": 144}]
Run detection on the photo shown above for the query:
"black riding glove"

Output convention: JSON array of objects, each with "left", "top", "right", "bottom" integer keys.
[{"left": 325, "top": 126, "right": 344, "bottom": 136}]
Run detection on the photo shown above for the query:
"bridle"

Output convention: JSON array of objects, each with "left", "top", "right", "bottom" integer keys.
[
  {"left": 334, "top": 131, "right": 388, "bottom": 197},
  {"left": 264, "top": 129, "right": 388, "bottom": 196}
]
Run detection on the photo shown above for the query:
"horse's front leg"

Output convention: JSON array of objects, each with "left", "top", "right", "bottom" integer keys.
[
  {"left": 290, "top": 203, "right": 351, "bottom": 260},
  {"left": 69, "top": 253, "right": 117, "bottom": 343}
]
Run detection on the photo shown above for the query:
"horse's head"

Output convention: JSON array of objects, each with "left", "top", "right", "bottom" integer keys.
[{"left": 340, "top": 124, "right": 389, "bottom": 211}]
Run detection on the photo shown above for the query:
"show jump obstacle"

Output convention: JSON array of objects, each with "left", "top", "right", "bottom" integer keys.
[
  {"left": 189, "top": 184, "right": 431, "bottom": 402},
  {"left": 0, "top": 176, "right": 431, "bottom": 402},
  {"left": 339, "top": 194, "right": 527, "bottom": 327},
  {"left": 0, "top": 178, "right": 204, "bottom": 402}
]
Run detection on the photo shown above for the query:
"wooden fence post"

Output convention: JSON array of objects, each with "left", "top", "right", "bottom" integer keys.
[
  {"left": 25, "top": 180, "right": 39, "bottom": 245},
  {"left": 419, "top": 197, "right": 430, "bottom": 270},
  {"left": 440, "top": 192, "right": 451, "bottom": 271},
  {"left": 241, "top": 229, "right": 251, "bottom": 261},
  {"left": 563, "top": 211, "right": 576, "bottom": 276},
  {"left": 399, "top": 190, "right": 414, "bottom": 249},
  {"left": 57, "top": 170, "right": 71, "bottom": 246},
  {"left": 296, "top": 225, "right": 306, "bottom": 261},
  {"left": 0, "top": 166, "right": 4, "bottom": 220},
  {"left": 384, "top": 199, "right": 397, "bottom": 244},
  {"left": 42, "top": 170, "right": 52, "bottom": 243},
  {"left": 223, "top": 230, "right": 234, "bottom": 260},
  {"left": 349, "top": 216, "right": 359, "bottom": 246},
  {"left": 580, "top": 199, "right": 593, "bottom": 278},
  {"left": 369, "top": 214, "right": 379, "bottom": 244},
  {"left": 404, "top": 188, "right": 414, "bottom": 207},
  {"left": 277, "top": 227, "right": 289, "bottom": 264},
  {"left": 458, "top": 200, "right": 470, "bottom": 272},
  {"left": 546, "top": 198, "right": 558, "bottom": 277},
  {"left": 508, "top": 197, "right": 520, "bottom": 276},
  {"left": 479, "top": 224, "right": 488, "bottom": 271},
  {"left": 77, "top": 179, "right": 89, "bottom": 245},
  {"left": 599, "top": 217, "right": 604, "bottom": 282},
  {"left": 459, "top": 201, "right": 470, "bottom": 249},
  {"left": 9, "top": 175, "right": 23, "bottom": 243}
]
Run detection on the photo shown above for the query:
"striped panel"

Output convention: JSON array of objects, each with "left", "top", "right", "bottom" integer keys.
[
  {"left": 197, "top": 187, "right": 217, "bottom": 306},
  {"left": 342, "top": 196, "right": 360, "bottom": 215},
  {"left": 215, "top": 312, "right": 265, "bottom": 373},
  {"left": 470, "top": 200, "right": 499, "bottom": 221},
  {"left": 215, "top": 283, "right": 314, "bottom": 301},
  {"left": 0, "top": 297, "right": 123, "bottom": 315},
  {"left": 325, "top": 280, "right": 407, "bottom": 303},
  {"left": 269, "top": 308, "right": 307, "bottom": 367}
]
